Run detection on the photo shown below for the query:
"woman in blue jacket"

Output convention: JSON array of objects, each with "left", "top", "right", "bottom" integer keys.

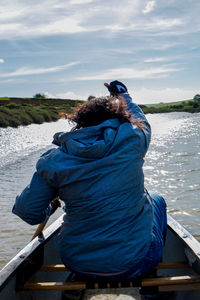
[{"left": 13, "top": 81, "right": 167, "bottom": 280}]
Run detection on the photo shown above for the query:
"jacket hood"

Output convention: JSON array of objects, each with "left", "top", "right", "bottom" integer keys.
[{"left": 53, "top": 119, "right": 121, "bottom": 159}]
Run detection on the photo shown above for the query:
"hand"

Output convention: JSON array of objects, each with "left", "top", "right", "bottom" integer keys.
[
  {"left": 104, "top": 80, "right": 127, "bottom": 96},
  {"left": 50, "top": 197, "right": 61, "bottom": 215},
  {"left": 104, "top": 82, "right": 117, "bottom": 96}
]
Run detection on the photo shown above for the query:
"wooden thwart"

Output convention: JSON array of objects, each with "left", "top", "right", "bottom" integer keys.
[
  {"left": 159, "top": 283, "right": 200, "bottom": 292},
  {"left": 24, "top": 275, "right": 200, "bottom": 291},
  {"left": 24, "top": 261, "right": 198, "bottom": 292},
  {"left": 142, "top": 275, "right": 200, "bottom": 287},
  {"left": 156, "top": 262, "right": 189, "bottom": 269},
  {"left": 39, "top": 262, "right": 188, "bottom": 272},
  {"left": 39, "top": 264, "right": 68, "bottom": 272},
  {"left": 24, "top": 281, "right": 86, "bottom": 291}
]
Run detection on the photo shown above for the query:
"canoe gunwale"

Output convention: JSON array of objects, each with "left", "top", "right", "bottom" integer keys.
[
  {"left": 0, "top": 214, "right": 64, "bottom": 291},
  {"left": 1, "top": 213, "right": 200, "bottom": 293},
  {"left": 167, "top": 214, "right": 200, "bottom": 269}
]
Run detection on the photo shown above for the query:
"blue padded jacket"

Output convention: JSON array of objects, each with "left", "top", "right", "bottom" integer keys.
[{"left": 13, "top": 94, "right": 153, "bottom": 272}]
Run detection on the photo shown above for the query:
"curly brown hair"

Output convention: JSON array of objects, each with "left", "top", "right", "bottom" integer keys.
[{"left": 65, "top": 96, "right": 145, "bottom": 130}]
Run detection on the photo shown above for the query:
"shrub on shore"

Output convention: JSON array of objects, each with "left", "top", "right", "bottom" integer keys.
[
  {"left": 143, "top": 100, "right": 200, "bottom": 114},
  {"left": 0, "top": 103, "right": 62, "bottom": 128},
  {"left": 0, "top": 97, "right": 10, "bottom": 101},
  {"left": 0, "top": 98, "right": 199, "bottom": 128}
]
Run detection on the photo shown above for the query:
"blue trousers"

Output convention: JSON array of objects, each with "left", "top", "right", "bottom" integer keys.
[
  {"left": 122, "top": 193, "right": 167, "bottom": 279},
  {"left": 74, "top": 193, "right": 167, "bottom": 280}
]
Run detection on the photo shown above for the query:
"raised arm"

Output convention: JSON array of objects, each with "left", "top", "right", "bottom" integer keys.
[{"left": 104, "top": 80, "right": 151, "bottom": 152}]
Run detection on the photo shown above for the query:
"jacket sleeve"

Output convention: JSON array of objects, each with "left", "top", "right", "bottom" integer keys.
[
  {"left": 12, "top": 172, "right": 58, "bottom": 225},
  {"left": 122, "top": 93, "right": 151, "bottom": 153}
]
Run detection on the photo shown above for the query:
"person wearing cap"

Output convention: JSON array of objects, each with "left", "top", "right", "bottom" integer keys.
[
  {"left": 12, "top": 80, "right": 167, "bottom": 282},
  {"left": 104, "top": 80, "right": 128, "bottom": 95}
]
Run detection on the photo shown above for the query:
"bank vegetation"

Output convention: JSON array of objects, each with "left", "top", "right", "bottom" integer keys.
[
  {"left": 0, "top": 97, "right": 199, "bottom": 128},
  {"left": 0, "top": 97, "right": 83, "bottom": 128}
]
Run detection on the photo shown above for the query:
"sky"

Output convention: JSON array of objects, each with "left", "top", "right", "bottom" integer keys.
[{"left": 0, "top": 0, "right": 200, "bottom": 104}]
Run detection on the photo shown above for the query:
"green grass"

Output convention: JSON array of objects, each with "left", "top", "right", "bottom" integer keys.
[
  {"left": 0, "top": 100, "right": 77, "bottom": 128},
  {"left": 0, "top": 97, "right": 10, "bottom": 101},
  {"left": 145, "top": 99, "right": 191, "bottom": 107},
  {"left": 0, "top": 97, "right": 199, "bottom": 128},
  {"left": 0, "top": 104, "right": 61, "bottom": 128},
  {"left": 140, "top": 99, "right": 200, "bottom": 114}
]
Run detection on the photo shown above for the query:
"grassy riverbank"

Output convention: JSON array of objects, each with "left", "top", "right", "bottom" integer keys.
[
  {"left": 141, "top": 99, "right": 200, "bottom": 114},
  {"left": 0, "top": 97, "right": 199, "bottom": 128},
  {"left": 0, "top": 98, "right": 83, "bottom": 128}
]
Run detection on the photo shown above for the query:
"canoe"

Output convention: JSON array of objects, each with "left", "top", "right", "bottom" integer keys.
[{"left": 1, "top": 213, "right": 200, "bottom": 300}]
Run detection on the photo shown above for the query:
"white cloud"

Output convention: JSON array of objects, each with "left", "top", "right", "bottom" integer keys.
[
  {"left": 0, "top": 1, "right": 88, "bottom": 39},
  {"left": 0, "top": 23, "right": 21, "bottom": 31},
  {"left": 0, "top": 0, "right": 192, "bottom": 39},
  {"left": 44, "top": 91, "right": 56, "bottom": 98},
  {"left": 68, "top": 0, "right": 95, "bottom": 4},
  {"left": 150, "top": 42, "right": 182, "bottom": 50},
  {"left": 38, "top": 18, "right": 87, "bottom": 35},
  {"left": 132, "top": 87, "right": 197, "bottom": 104},
  {"left": 56, "top": 91, "right": 85, "bottom": 100},
  {"left": 144, "top": 57, "right": 166, "bottom": 63},
  {"left": 0, "top": 62, "right": 79, "bottom": 78},
  {"left": 143, "top": 18, "right": 183, "bottom": 31},
  {"left": 76, "top": 65, "right": 182, "bottom": 81},
  {"left": 45, "top": 90, "right": 86, "bottom": 100},
  {"left": 142, "top": 1, "right": 156, "bottom": 14},
  {"left": 105, "top": 17, "right": 183, "bottom": 35},
  {"left": 45, "top": 87, "right": 197, "bottom": 104},
  {"left": 0, "top": 58, "right": 4, "bottom": 63},
  {"left": 157, "top": 18, "right": 183, "bottom": 29},
  {"left": 0, "top": 9, "right": 24, "bottom": 20}
]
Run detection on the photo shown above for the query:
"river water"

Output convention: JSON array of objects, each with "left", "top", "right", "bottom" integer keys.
[{"left": 0, "top": 112, "right": 200, "bottom": 269}]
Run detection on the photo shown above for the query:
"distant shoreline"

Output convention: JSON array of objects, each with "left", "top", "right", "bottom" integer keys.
[
  {"left": 140, "top": 99, "right": 200, "bottom": 114},
  {"left": 0, "top": 97, "right": 199, "bottom": 128},
  {"left": 0, "top": 97, "right": 84, "bottom": 128}
]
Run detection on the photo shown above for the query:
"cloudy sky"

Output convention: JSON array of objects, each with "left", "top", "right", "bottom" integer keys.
[{"left": 0, "top": 0, "right": 199, "bottom": 104}]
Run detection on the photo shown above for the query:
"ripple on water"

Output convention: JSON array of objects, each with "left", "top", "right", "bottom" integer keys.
[{"left": 0, "top": 119, "right": 71, "bottom": 168}]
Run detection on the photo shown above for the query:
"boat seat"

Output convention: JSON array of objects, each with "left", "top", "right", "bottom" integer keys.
[
  {"left": 23, "top": 262, "right": 200, "bottom": 292},
  {"left": 38, "top": 262, "right": 190, "bottom": 272}
]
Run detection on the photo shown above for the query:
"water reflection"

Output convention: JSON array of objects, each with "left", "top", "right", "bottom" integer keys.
[
  {"left": 0, "top": 119, "right": 71, "bottom": 168},
  {"left": 145, "top": 112, "right": 200, "bottom": 241}
]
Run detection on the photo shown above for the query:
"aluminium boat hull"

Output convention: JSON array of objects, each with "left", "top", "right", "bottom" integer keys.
[{"left": 1, "top": 214, "right": 200, "bottom": 300}]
